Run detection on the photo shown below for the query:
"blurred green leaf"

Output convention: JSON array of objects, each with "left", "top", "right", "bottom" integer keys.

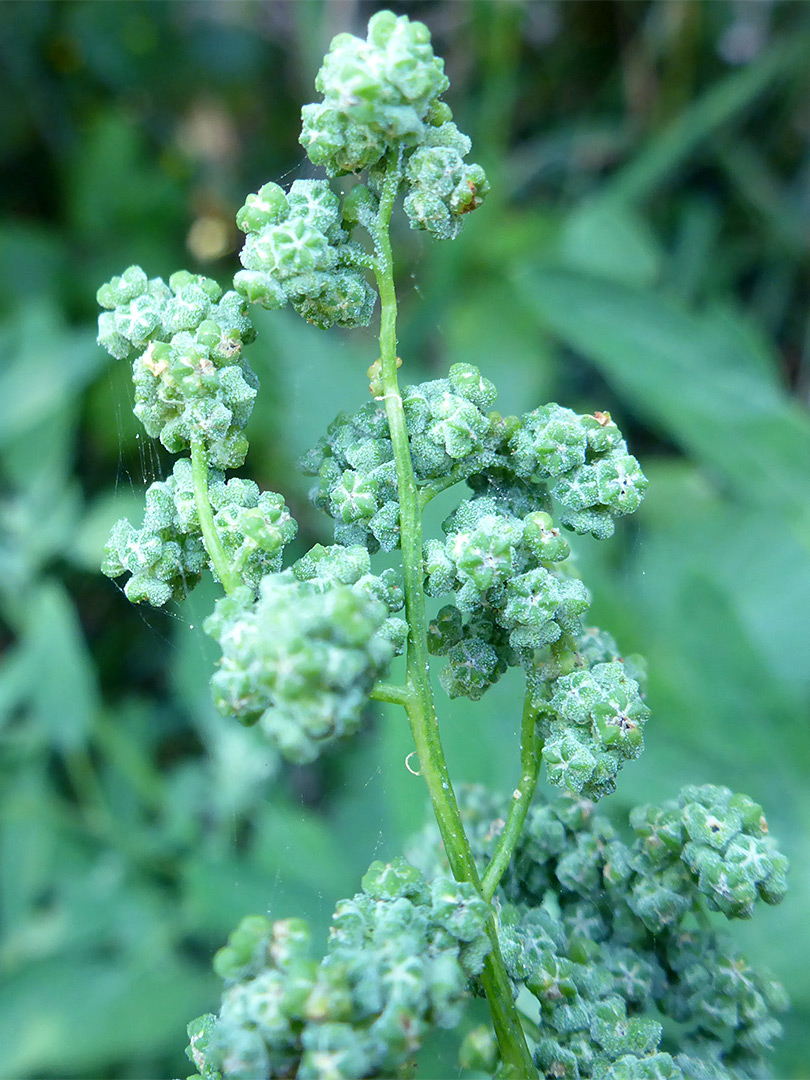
[
  {"left": 608, "top": 30, "right": 810, "bottom": 205},
  {"left": 27, "top": 581, "right": 99, "bottom": 752},
  {"left": 558, "top": 199, "right": 663, "bottom": 286},
  {"left": 1, "top": 954, "right": 211, "bottom": 1079},
  {"left": 0, "top": 303, "right": 101, "bottom": 454},
  {"left": 519, "top": 268, "right": 810, "bottom": 533}
]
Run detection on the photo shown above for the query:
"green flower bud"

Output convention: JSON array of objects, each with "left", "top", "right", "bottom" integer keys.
[
  {"left": 426, "top": 604, "right": 463, "bottom": 655},
  {"left": 341, "top": 184, "right": 378, "bottom": 229},
  {"left": 524, "top": 511, "right": 571, "bottom": 563},
  {"left": 236, "top": 182, "right": 288, "bottom": 233},
  {"left": 439, "top": 637, "right": 504, "bottom": 700},
  {"left": 362, "top": 857, "right": 429, "bottom": 902}
]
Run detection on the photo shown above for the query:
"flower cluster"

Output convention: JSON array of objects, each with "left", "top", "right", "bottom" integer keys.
[
  {"left": 540, "top": 660, "right": 651, "bottom": 800},
  {"left": 97, "top": 268, "right": 257, "bottom": 467},
  {"left": 102, "top": 459, "right": 297, "bottom": 606},
  {"left": 205, "top": 545, "right": 407, "bottom": 763},
  {"left": 506, "top": 405, "right": 648, "bottom": 539},
  {"left": 98, "top": 11, "right": 790, "bottom": 1078},
  {"left": 423, "top": 494, "right": 590, "bottom": 701},
  {"left": 185, "top": 858, "right": 490, "bottom": 1080},
  {"left": 300, "top": 10, "right": 450, "bottom": 176},
  {"left": 403, "top": 121, "right": 489, "bottom": 240},
  {"left": 300, "top": 11, "right": 487, "bottom": 241},
  {"left": 235, "top": 179, "right": 376, "bottom": 330},
  {"left": 629, "top": 785, "right": 789, "bottom": 928},
  {"left": 408, "top": 785, "right": 789, "bottom": 1079},
  {"left": 301, "top": 363, "right": 499, "bottom": 552}
]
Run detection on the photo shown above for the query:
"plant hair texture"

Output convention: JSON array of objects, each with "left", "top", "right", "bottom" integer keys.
[{"left": 98, "top": 11, "right": 789, "bottom": 1079}]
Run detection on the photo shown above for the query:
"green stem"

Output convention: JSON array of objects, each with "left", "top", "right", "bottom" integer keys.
[
  {"left": 482, "top": 691, "right": 543, "bottom": 902},
  {"left": 418, "top": 462, "right": 476, "bottom": 509},
  {"left": 369, "top": 681, "right": 413, "bottom": 707},
  {"left": 371, "top": 157, "right": 537, "bottom": 1080},
  {"left": 190, "top": 440, "right": 241, "bottom": 595},
  {"left": 371, "top": 162, "right": 478, "bottom": 885}
]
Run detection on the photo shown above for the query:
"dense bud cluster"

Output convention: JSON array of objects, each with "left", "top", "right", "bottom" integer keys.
[
  {"left": 185, "top": 858, "right": 490, "bottom": 1080},
  {"left": 403, "top": 363, "right": 497, "bottom": 469},
  {"left": 506, "top": 405, "right": 648, "bottom": 540},
  {"left": 301, "top": 363, "right": 499, "bottom": 552},
  {"left": 403, "top": 121, "right": 489, "bottom": 240},
  {"left": 540, "top": 660, "right": 651, "bottom": 799},
  {"left": 102, "top": 459, "right": 297, "bottom": 606},
  {"left": 408, "top": 786, "right": 789, "bottom": 1079},
  {"left": 300, "top": 11, "right": 487, "bottom": 241},
  {"left": 97, "top": 268, "right": 257, "bottom": 467},
  {"left": 235, "top": 179, "right": 376, "bottom": 330},
  {"left": 424, "top": 494, "right": 590, "bottom": 701},
  {"left": 205, "top": 545, "right": 406, "bottom": 763},
  {"left": 300, "top": 11, "right": 450, "bottom": 176},
  {"left": 629, "top": 785, "right": 789, "bottom": 927},
  {"left": 301, "top": 366, "right": 650, "bottom": 725}
]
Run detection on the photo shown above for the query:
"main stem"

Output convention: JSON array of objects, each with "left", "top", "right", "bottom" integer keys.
[{"left": 372, "top": 161, "right": 537, "bottom": 1078}]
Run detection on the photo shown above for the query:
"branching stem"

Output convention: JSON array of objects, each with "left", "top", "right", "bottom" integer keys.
[
  {"left": 482, "top": 691, "right": 543, "bottom": 902},
  {"left": 369, "top": 681, "right": 413, "bottom": 706},
  {"left": 418, "top": 463, "right": 477, "bottom": 508},
  {"left": 370, "top": 156, "right": 537, "bottom": 1080}
]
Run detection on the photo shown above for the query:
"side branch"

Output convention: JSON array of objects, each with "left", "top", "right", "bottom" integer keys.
[
  {"left": 190, "top": 440, "right": 241, "bottom": 595},
  {"left": 482, "top": 691, "right": 543, "bottom": 902}
]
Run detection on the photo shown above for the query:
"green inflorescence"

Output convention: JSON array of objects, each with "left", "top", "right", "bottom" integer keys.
[
  {"left": 300, "top": 362, "right": 499, "bottom": 552},
  {"left": 300, "top": 10, "right": 488, "bottom": 240},
  {"left": 300, "top": 10, "right": 451, "bottom": 177},
  {"left": 102, "top": 459, "right": 298, "bottom": 605},
  {"left": 629, "top": 785, "right": 789, "bottom": 926},
  {"left": 235, "top": 178, "right": 377, "bottom": 330},
  {"left": 540, "top": 659, "right": 650, "bottom": 799},
  {"left": 409, "top": 785, "right": 790, "bottom": 1080},
  {"left": 97, "top": 268, "right": 258, "bottom": 468},
  {"left": 185, "top": 858, "right": 490, "bottom": 1080},
  {"left": 97, "top": 8, "right": 789, "bottom": 1080},
  {"left": 205, "top": 545, "right": 406, "bottom": 764}
]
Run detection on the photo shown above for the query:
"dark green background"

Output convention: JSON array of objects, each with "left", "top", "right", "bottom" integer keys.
[{"left": 1, "top": 2, "right": 809, "bottom": 1076}]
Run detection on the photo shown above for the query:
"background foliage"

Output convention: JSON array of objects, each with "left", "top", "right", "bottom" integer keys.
[{"left": 1, "top": 1, "right": 809, "bottom": 1076}]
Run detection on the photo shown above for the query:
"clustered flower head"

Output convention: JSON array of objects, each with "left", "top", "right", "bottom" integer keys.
[
  {"left": 424, "top": 494, "right": 589, "bottom": 702},
  {"left": 205, "top": 544, "right": 407, "bottom": 763},
  {"left": 629, "top": 785, "right": 789, "bottom": 928},
  {"left": 540, "top": 660, "right": 651, "bottom": 799},
  {"left": 506, "top": 405, "right": 648, "bottom": 540},
  {"left": 235, "top": 178, "right": 376, "bottom": 330},
  {"left": 403, "top": 120, "right": 489, "bottom": 240},
  {"left": 301, "top": 362, "right": 499, "bottom": 553},
  {"left": 300, "top": 10, "right": 488, "bottom": 240},
  {"left": 408, "top": 785, "right": 790, "bottom": 1080},
  {"left": 97, "top": 267, "right": 257, "bottom": 468},
  {"left": 185, "top": 858, "right": 491, "bottom": 1080},
  {"left": 102, "top": 459, "right": 297, "bottom": 606},
  {"left": 302, "top": 365, "right": 651, "bottom": 746},
  {"left": 300, "top": 10, "right": 450, "bottom": 176}
]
